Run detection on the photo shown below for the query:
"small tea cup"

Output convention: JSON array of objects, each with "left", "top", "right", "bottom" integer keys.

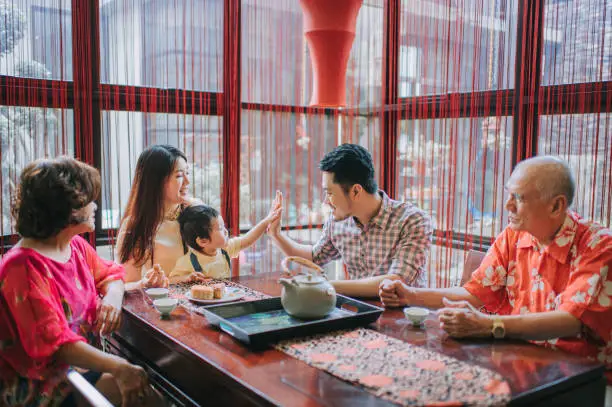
[
  {"left": 153, "top": 298, "right": 178, "bottom": 317},
  {"left": 403, "top": 306, "right": 429, "bottom": 326},
  {"left": 145, "top": 288, "right": 169, "bottom": 300}
]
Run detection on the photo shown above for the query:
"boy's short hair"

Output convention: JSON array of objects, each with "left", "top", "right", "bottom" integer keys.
[{"left": 178, "top": 204, "right": 219, "bottom": 249}]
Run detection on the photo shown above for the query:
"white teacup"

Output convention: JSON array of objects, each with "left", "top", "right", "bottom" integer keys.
[
  {"left": 145, "top": 288, "right": 169, "bottom": 300},
  {"left": 403, "top": 306, "right": 429, "bottom": 326},
  {"left": 153, "top": 298, "right": 178, "bottom": 316}
]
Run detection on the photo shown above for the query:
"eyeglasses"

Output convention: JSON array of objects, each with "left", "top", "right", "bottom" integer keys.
[{"left": 505, "top": 188, "right": 526, "bottom": 204}]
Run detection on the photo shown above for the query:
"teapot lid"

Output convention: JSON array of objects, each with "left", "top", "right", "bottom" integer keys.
[{"left": 294, "top": 274, "right": 326, "bottom": 284}]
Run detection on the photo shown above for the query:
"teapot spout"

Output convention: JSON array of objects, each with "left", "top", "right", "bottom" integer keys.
[{"left": 279, "top": 277, "right": 297, "bottom": 291}]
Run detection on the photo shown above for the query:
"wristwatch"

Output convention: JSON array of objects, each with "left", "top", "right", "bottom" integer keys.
[{"left": 491, "top": 318, "right": 506, "bottom": 339}]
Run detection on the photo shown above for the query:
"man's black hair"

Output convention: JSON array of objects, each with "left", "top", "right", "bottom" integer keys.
[{"left": 319, "top": 143, "right": 378, "bottom": 194}]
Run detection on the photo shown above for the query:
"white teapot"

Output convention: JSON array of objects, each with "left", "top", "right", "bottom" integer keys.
[{"left": 279, "top": 256, "right": 336, "bottom": 319}]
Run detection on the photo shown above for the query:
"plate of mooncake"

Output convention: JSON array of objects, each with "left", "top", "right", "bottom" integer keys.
[{"left": 186, "top": 283, "right": 245, "bottom": 305}]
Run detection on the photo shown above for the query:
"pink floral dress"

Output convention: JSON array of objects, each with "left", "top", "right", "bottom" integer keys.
[{"left": 0, "top": 236, "right": 124, "bottom": 406}]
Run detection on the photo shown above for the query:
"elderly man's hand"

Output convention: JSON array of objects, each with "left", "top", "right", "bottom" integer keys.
[
  {"left": 378, "top": 279, "right": 411, "bottom": 308},
  {"left": 437, "top": 297, "right": 493, "bottom": 338}
]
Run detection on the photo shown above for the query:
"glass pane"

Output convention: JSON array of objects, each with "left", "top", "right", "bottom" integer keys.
[
  {"left": 238, "top": 229, "right": 329, "bottom": 276},
  {"left": 241, "top": 0, "right": 310, "bottom": 105},
  {"left": 428, "top": 245, "right": 470, "bottom": 288},
  {"left": 240, "top": 110, "right": 337, "bottom": 229},
  {"left": 99, "top": 0, "right": 223, "bottom": 91},
  {"left": 0, "top": 0, "right": 72, "bottom": 80},
  {"left": 399, "top": 0, "right": 518, "bottom": 97},
  {"left": 0, "top": 105, "right": 74, "bottom": 235},
  {"left": 542, "top": 0, "right": 611, "bottom": 85},
  {"left": 341, "top": 115, "right": 382, "bottom": 182},
  {"left": 396, "top": 117, "right": 513, "bottom": 237},
  {"left": 539, "top": 114, "right": 611, "bottom": 228},
  {"left": 100, "top": 111, "right": 222, "bottom": 229},
  {"left": 346, "top": 0, "right": 384, "bottom": 107},
  {"left": 241, "top": 0, "right": 383, "bottom": 107}
]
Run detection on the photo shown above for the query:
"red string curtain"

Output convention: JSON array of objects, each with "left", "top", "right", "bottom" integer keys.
[
  {"left": 240, "top": 0, "right": 384, "bottom": 275},
  {"left": 0, "top": 0, "right": 73, "bottom": 241},
  {"left": 240, "top": 0, "right": 333, "bottom": 274},
  {"left": 342, "top": 0, "right": 384, "bottom": 178},
  {"left": 538, "top": 0, "right": 612, "bottom": 228},
  {"left": 397, "top": 0, "right": 518, "bottom": 287},
  {"left": 98, "top": 0, "right": 223, "bottom": 233},
  {"left": 1, "top": 0, "right": 609, "bottom": 285}
]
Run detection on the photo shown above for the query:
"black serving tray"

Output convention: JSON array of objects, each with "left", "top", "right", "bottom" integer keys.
[{"left": 197, "top": 295, "right": 384, "bottom": 349}]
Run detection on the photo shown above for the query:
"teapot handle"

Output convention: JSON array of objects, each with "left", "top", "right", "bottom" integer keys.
[{"left": 281, "top": 256, "right": 326, "bottom": 278}]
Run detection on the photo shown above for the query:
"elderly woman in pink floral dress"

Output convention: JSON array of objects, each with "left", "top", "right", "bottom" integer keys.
[{"left": 0, "top": 157, "right": 150, "bottom": 406}]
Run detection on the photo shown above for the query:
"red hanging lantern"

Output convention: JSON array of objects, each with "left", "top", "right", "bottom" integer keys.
[{"left": 299, "top": 0, "right": 363, "bottom": 107}]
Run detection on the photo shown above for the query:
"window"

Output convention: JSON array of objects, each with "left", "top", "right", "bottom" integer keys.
[
  {"left": 539, "top": 114, "right": 611, "bottom": 228},
  {"left": 341, "top": 115, "right": 382, "bottom": 178},
  {"left": 397, "top": 116, "right": 513, "bottom": 237},
  {"left": 239, "top": 229, "right": 326, "bottom": 276},
  {"left": 99, "top": 0, "right": 223, "bottom": 91},
  {"left": 399, "top": 0, "right": 518, "bottom": 97},
  {"left": 239, "top": 110, "right": 337, "bottom": 229},
  {"left": 428, "top": 245, "right": 471, "bottom": 288},
  {"left": 0, "top": 0, "right": 72, "bottom": 80},
  {"left": 241, "top": 0, "right": 311, "bottom": 105},
  {"left": 241, "top": 0, "right": 383, "bottom": 107},
  {"left": 0, "top": 105, "right": 74, "bottom": 235},
  {"left": 542, "top": 0, "right": 611, "bottom": 85},
  {"left": 345, "top": 0, "right": 384, "bottom": 107},
  {"left": 100, "top": 111, "right": 222, "bottom": 229}
]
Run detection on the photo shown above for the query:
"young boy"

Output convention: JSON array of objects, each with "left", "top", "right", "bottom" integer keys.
[{"left": 169, "top": 192, "right": 281, "bottom": 282}]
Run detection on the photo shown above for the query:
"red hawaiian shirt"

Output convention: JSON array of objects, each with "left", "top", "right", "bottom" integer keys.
[{"left": 464, "top": 211, "right": 612, "bottom": 378}]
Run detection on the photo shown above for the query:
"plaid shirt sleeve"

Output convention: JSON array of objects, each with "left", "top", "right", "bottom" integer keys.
[
  {"left": 388, "top": 210, "right": 432, "bottom": 285},
  {"left": 312, "top": 217, "right": 341, "bottom": 266}
]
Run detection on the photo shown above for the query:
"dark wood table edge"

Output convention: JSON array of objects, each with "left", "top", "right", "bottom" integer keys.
[
  {"left": 509, "top": 364, "right": 606, "bottom": 406},
  {"left": 115, "top": 276, "right": 608, "bottom": 407},
  {"left": 115, "top": 306, "right": 285, "bottom": 407}
]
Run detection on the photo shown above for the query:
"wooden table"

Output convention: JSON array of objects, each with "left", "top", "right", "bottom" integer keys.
[{"left": 107, "top": 273, "right": 606, "bottom": 407}]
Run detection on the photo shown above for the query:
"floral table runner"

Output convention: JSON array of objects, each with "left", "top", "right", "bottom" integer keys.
[
  {"left": 167, "top": 283, "right": 511, "bottom": 406},
  {"left": 276, "top": 328, "right": 511, "bottom": 407}
]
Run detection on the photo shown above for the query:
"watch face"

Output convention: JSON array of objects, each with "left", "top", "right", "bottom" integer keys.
[{"left": 493, "top": 325, "right": 505, "bottom": 338}]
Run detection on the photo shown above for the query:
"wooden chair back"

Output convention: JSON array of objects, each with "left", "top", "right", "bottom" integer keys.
[{"left": 460, "top": 249, "right": 487, "bottom": 286}]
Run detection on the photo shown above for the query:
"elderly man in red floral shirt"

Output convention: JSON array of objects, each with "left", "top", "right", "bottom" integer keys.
[
  {"left": 269, "top": 144, "right": 432, "bottom": 298},
  {"left": 380, "top": 156, "right": 612, "bottom": 387}
]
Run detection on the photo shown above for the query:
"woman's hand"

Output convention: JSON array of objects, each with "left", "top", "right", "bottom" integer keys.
[
  {"left": 96, "top": 293, "right": 123, "bottom": 335},
  {"left": 112, "top": 361, "right": 150, "bottom": 406},
  {"left": 142, "top": 264, "right": 169, "bottom": 288}
]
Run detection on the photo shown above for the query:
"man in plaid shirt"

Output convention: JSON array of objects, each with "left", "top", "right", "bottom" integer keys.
[{"left": 268, "top": 144, "right": 432, "bottom": 298}]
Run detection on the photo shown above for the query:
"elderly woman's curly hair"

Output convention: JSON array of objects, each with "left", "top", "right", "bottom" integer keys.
[{"left": 12, "top": 157, "right": 101, "bottom": 239}]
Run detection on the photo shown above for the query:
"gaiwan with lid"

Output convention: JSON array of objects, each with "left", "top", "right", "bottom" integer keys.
[{"left": 279, "top": 256, "right": 336, "bottom": 319}]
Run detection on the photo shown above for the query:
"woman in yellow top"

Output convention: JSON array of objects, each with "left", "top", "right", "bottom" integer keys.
[{"left": 116, "top": 145, "right": 199, "bottom": 289}]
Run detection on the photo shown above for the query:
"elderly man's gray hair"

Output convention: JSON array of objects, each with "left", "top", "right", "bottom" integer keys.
[{"left": 515, "top": 156, "right": 575, "bottom": 206}]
